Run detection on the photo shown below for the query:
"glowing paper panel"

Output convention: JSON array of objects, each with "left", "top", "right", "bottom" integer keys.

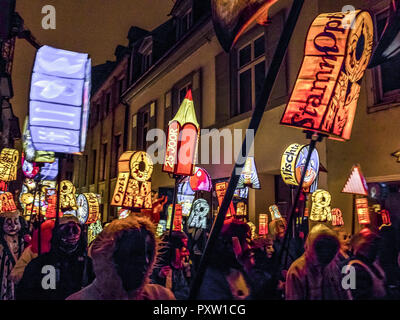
[
  {"left": 21, "top": 153, "right": 39, "bottom": 179},
  {"left": 355, "top": 197, "right": 370, "bottom": 225},
  {"left": 166, "top": 204, "right": 183, "bottom": 232},
  {"left": 38, "top": 158, "right": 59, "bottom": 181},
  {"left": 310, "top": 189, "right": 332, "bottom": 222},
  {"left": 342, "top": 165, "right": 368, "bottom": 196},
  {"left": 331, "top": 208, "right": 344, "bottom": 226},
  {"left": 163, "top": 90, "right": 199, "bottom": 176},
  {"left": 0, "top": 192, "right": 17, "bottom": 212},
  {"left": 29, "top": 45, "right": 91, "bottom": 154},
  {"left": 188, "top": 199, "right": 209, "bottom": 229},
  {"left": 269, "top": 205, "right": 282, "bottom": 220},
  {"left": 215, "top": 182, "right": 236, "bottom": 218},
  {"left": 259, "top": 214, "right": 268, "bottom": 236},
  {"left": 280, "top": 10, "right": 373, "bottom": 140},
  {"left": 60, "top": 180, "right": 77, "bottom": 211},
  {"left": 379, "top": 209, "right": 391, "bottom": 228},
  {"left": 236, "top": 202, "right": 247, "bottom": 217},
  {"left": 0, "top": 148, "right": 18, "bottom": 181},
  {"left": 237, "top": 157, "right": 260, "bottom": 189},
  {"left": 156, "top": 220, "right": 167, "bottom": 237},
  {"left": 189, "top": 167, "right": 212, "bottom": 192},
  {"left": 281, "top": 143, "right": 319, "bottom": 192},
  {"left": 88, "top": 220, "right": 103, "bottom": 245},
  {"left": 77, "top": 193, "right": 100, "bottom": 224}
]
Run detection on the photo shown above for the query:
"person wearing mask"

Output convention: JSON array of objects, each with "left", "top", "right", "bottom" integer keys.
[
  {"left": 285, "top": 224, "right": 345, "bottom": 300},
  {"left": 344, "top": 228, "right": 386, "bottom": 300},
  {"left": 16, "top": 215, "right": 94, "bottom": 300},
  {"left": 333, "top": 227, "right": 352, "bottom": 262},
  {"left": 67, "top": 215, "right": 175, "bottom": 300},
  {"left": 152, "top": 231, "right": 191, "bottom": 300}
]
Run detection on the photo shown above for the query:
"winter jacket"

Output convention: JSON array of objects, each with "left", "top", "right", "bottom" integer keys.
[{"left": 9, "top": 246, "right": 37, "bottom": 285}]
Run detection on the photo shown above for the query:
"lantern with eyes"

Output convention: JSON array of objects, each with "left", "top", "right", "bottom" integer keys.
[
  {"left": 188, "top": 199, "right": 209, "bottom": 229},
  {"left": 60, "top": 180, "right": 77, "bottom": 212},
  {"left": 237, "top": 156, "right": 260, "bottom": 190},
  {"left": 156, "top": 220, "right": 167, "bottom": 237},
  {"left": 310, "top": 189, "right": 332, "bottom": 222},
  {"left": 111, "top": 151, "right": 153, "bottom": 211}
]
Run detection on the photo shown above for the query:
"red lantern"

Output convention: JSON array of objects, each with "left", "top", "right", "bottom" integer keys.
[
  {"left": 163, "top": 90, "right": 199, "bottom": 177},
  {"left": 259, "top": 214, "right": 268, "bottom": 236},
  {"left": 355, "top": 197, "right": 370, "bottom": 225},
  {"left": 215, "top": 182, "right": 236, "bottom": 218}
]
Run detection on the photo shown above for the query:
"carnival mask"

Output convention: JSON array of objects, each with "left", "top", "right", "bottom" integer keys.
[
  {"left": 3, "top": 215, "right": 21, "bottom": 236},
  {"left": 58, "top": 221, "right": 81, "bottom": 253}
]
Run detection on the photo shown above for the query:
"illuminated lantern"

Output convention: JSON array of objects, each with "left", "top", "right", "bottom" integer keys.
[
  {"left": 211, "top": 0, "right": 278, "bottom": 52},
  {"left": 331, "top": 208, "right": 344, "bottom": 227},
  {"left": 21, "top": 153, "right": 39, "bottom": 179},
  {"left": 60, "top": 180, "right": 77, "bottom": 211},
  {"left": 163, "top": 89, "right": 199, "bottom": 176},
  {"left": 259, "top": 214, "right": 269, "bottom": 236},
  {"left": 234, "top": 187, "right": 249, "bottom": 199},
  {"left": 111, "top": 151, "right": 153, "bottom": 210},
  {"left": 0, "top": 148, "right": 19, "bottom": 181},
  {"left": 355, "top": 197, "right": 370, "bottom": 225},
  {"left": 77, "top": 193, "right": 100, "bottom": 224},
  {"left": 281, "top": 143, "right": 319, "bottom": 192},
  {"left": 269, "top": 205, "right": 282, "bottom": 220},
  {"left": 38, "top": 158, "right": 59, "bottom": 181},
  {"left": 166, "top": 204, "right": 183, "bottom": 232},
  {"left": 156, "top": 220, "right": 167, "bottom": 237},
  {"left": 0, "top": 192, "right": 17, "bottom": 212},
  {"left": 310, "top": 189, "right": 332, "bottom": 222},
  {"left": 118, "top": 209, "right": 130, "bottom": 219},
  {"left": 215, "top": 182, "right": 236, "bottom": 218},
  {"left": 0, "top": 181, "right": 7, "bottom": 193},
  {"left": 236, "top": 202, "right": 247, "bottom": 217},
  {"left": 342, "top": 165, "right": 368, "bottom": 196},
  {"left": 379, "top": 209, "right": 392, "bottom": 227},
  {"left": 45, "top": 188, "right": 58, "bottom": 218},
  {"left": 88, "top": 220, "right": 103, "bottom": 245},
  {"left": 29, "top": 45, "right": 91, "bottom": 154},
  {"left": 247, "top": 222, "right": 256, "bottom": 240},
  {"left": 177, "top": 179, "right": 195, "bottom": 216},
  {"left": 237, "top": 157, "right": 260, "bottom": 189},
  {"left": 280, "top": 10, "right": 373, "bottom": 141},
  {"left": 189, "top": 167, "right": 212, "bottom": 192},
  {"left": 188, "top": 199, "right": 209, "bottom": 229}
]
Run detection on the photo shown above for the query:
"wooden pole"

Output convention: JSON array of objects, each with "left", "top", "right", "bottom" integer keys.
[
  {"left": 55, "top": 154, "right": 63, "bottom": 228},
  {"left": 189, "top": 0, "right": 305, "bottom": 299},
  {"left": 168, "top": 176, "right": 180, "bottom": 237}
]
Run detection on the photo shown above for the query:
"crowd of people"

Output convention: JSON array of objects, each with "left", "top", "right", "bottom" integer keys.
[{"left": 0, "top": 206, "right": 399, "bottom": 300}]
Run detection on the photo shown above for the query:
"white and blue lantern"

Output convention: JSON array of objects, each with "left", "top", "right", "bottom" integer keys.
[{"left": 29, "top": 45, "right": 91, "bottom": 154}]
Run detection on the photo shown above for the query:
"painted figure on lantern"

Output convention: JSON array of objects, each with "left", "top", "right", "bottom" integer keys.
[
  {"left": 188, "top": 199, "right": 209, "bottom": 229},
  {"left": 310, "top": 190, "right": 332, "bottom": 222}
]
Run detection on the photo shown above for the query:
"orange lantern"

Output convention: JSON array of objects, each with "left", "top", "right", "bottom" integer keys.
[
  {"left": 259, "top": 214, "right": 269, "bottom": 236},
  {"left": 0, "top": 148, "right": 19, "bottom": 181},
  {"left": 166, "top": 204, "right": 183, "bottom": 232},
  {"left": 280, "top": 10, "right": 373, "bottom": 140},
  {"left": 77, "top": 193, "right": 100, "bottom": 225},
  {"left": 355, "top": 197, "right": 370, "bottom": 225},
  {"left": 215, "top": 182, "right": 236, "bottom": 218},
  {"left": 0, "top": 192, "right": 17, "bottom": 212},
  {"left": 331, "top": 208, "right": 344, "bottom": 226},
  {"left": 163, "top": 90, "right": 199, "bottom": 177}
]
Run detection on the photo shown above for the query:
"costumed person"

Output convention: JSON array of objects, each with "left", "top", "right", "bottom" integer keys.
[
  {"left": 196, "top": 219, "right": 255, "bottom": 300},
  {"left": 0, "top": 210, "right": 27, "bottom": 300},
  {"left": 67, "top": 215, "right": 175, "bottom": 300},
  {"left": 151, "top": 231, "right": 191, "bottom": 300},
  {"left": 344, "top": 228, "right": 386, "bottom": 300},
  {"left": 285, "top": 224, "right": 345, "bottom": 300},
  {"left": 9, "top": 219, "right": 55, "bottom": 285},
  {"left": 16, "top": 215, "right": 94, "bottom": 300},
  {"left": 333, "top": 226, "right": 352, "bottom": 262}
]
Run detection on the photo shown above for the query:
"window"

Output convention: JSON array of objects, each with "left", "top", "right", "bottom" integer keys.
[
  {"left": 237, "top": 34, "right": 266, "bottom": 115},
  {"left": 137, "top": 106, "right": 151, "bottom": 151},
  {"left": 90, "top": 149, "right": 97, "bottom": 185},
  {"left": 139, "top": 37, "right": 153, "bottom": 74},
  {"left": 99, "top": 143, "right": 107, "bottom": 181},
  {"left": 118, "top": 78, "right": 125, "bottom": 98},
  {"left": 179, "top": 9, "right": 193, "bottom": 38},
  {"left": 371, "top": 8, "right": 400, "bottom": 111},
  {"left": 111, "top": 135, "right": 122, "bottom": 179},
  {"left": 142, "top": 52, "right": 152, "bottom": 73}
]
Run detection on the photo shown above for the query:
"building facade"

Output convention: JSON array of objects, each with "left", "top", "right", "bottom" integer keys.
[{"left": 75, "top": 0, "right": 400, "bottom": 232}]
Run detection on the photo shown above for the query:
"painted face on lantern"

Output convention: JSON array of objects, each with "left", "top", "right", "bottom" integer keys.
[
  {"left": 295, "top": 146, "right": 319, "bottom": 188},
  {"left": 3, "top": 216, "right": 21, "bottom": 236}
]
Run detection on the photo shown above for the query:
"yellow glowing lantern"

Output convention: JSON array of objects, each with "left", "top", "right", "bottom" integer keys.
[
  {"left": 77, "top": 193, "right": 100, "bottom": 225},
  {"left": 269, "top": 205, "right": 282, "bottom": 220},
  {"left": 60, "top": 180, "right": 77, "bottom": 211},
  {"left": 111, "top": 151, "right": 153, "bottom": 210},
  {"left": 310, "top": 189, "right": 332, "bottom": 222},
  {"left": 0, "top": 148, "right": 19, "bottom": 181},
  {"left": 0, "top": 192, "right": 17, "bottom": 212}
]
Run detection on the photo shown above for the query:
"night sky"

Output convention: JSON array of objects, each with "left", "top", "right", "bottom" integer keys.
[{"left": 11, "top": 0, "right": 174, "bottom": 130}]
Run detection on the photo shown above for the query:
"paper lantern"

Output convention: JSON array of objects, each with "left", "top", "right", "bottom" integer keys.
[
  {"left": 342, "top": 164, "right": 368, "bottom": 196},
  {"left": 237, "top": 157, "right": 260, "bottom": 189},
  {"left": 281, "top": 143, "right": 319, "bottom": 192},
  {"left": 234, "top": 187, "right": 249, "bottom": 199},
  {"left": 177, "top": 180, "right": 195, "bottom": 216},
  {"left": 269, "top": 205, "right": 282, "bottom": 220},
  {"left": 60, "top": 180, "right": 77, "bottom": 211},
  {"left": 188, "top": 199, "right": 209, "bottom": 229},
  {"left": 280, "top": 10, "right": 373, "bottom": 141},
  {"left": 189, "top": 167, "right": 212, "bottom": 192},
  {"left": 45, "top": 188, "right": 58, "bottom": 218},
  {"left": 77, "top": 193, "right": 100, "bottom": 224},
  {"left": 0, "top": 192, "right": 17, "bottom": 212},
  {"left": 166, "top": 204, "right": 183, "bottom": 232},
  {"left": 163, "top": 90, "right": 199, "bottom": 177},
  {"left": 379, "top": 209, "right": 391, "bottom": 228},
  {"left": 21, "top": 152, "right": 39, "bottom": 179},
  {"left": 310, "top": 189, "right": 332, "bottom": 222},
  {"left": 118, "top": 208, "right": 130, "bottom": 219},
  {"left": 156, "top": 220, "right": 167, "bottom": 237},
  {"left": 38, "top": 158, "right": 59, "bottom": 181},
  {"left": 259, "top": 214, "right": 269, "bottom": 236},
  {"left": 211, "top": 0, "right": 278, "bottom": 52},
  {"left": 111, "top": 151, "right": 153, "bottom": 210},
  {"left": 29, "top": 45, "right": 91, "bottom": 154},
  {"left": 236, "top": 202, "right": 247, "bottom": 217},
  {"left": 355, "top": 197, "right": 370, "bottom": 225},
  {"left": 247, "top": 222, "right": 256, "bottom": 240},
  {"left": 0, "top": 148, "right": 18, "bottom": 181},
  {"left": 88, "top": 220, "right": 103, "bottom": 245},
  {"left": 215, "top": 182, "right": 236, "bottom": 218},
  {"left": 331, "top": 208, "right": 344, "bottom": 226}
]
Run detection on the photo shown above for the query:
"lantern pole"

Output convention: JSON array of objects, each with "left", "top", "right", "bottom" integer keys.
[
  {"left": 55, "top": 153, "right": 63, "bottom": 228},
  {"left": 351, "top": 194, "right": 356, "bottom": 235},
  {"left": 189, "top": 0, "right": 305, "bottom": 299},
  {"left": 168, "top": 175, "right": 181, "bottom": 237},
  {"left": 36, "top": 163, "right": 44, "bottom": 256}
]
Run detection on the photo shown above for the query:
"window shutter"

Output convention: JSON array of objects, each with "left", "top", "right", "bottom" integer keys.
[
  {"left": 266, "top": 10, "right": 288, "bottom": 107},
  {"left": 132, "top": 113, "right": 138, "bottom": 150},
  {"left": 149, "top": 100, "right": 157, "bottom": 130},
  {"left": 215, "top": 51, "right": 231, "bottom": 123}
]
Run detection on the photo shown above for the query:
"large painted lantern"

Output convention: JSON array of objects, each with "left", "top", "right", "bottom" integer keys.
[
  {"left": 188, "top": 199, "right": 209, "bottom": 229},
  {"left": 29, "top": 45, "right": 91, "bottom": 154},
  {"left": 280, "top": 10, "right": 373, "bottom": 141},
  {"left": 342, "top": 164, "right": 368, "bottom": 196},
  {"left": 0, "top": 148, "right": 19, "bottom": 182},
  {"left": 59, "top": 180, "right": 77, "bottom": 212},
  {"left": 215, "top": 182, "right": 236, "bottom": 218},
  {"left": 355, "top": 197, "right": 370, "bottom": 225},
  {"left": 0, "top": 192, "right": 17, "bottom": 212},
  {"left": 77, "top": 193, "right": 100, "bottom": 225},
  {"left": 163, "top": 90, "right": 199, "bottom": 177},
  {"left": 237, "top": 156, "right": 260, "bottom": 189},
  {"left": 189, "top": 167, "right": 212, "bottom": 192},
  {"left": 281, "top": 143, "right": 319, "bottom": 192},
  {"left": 177, "top": 180, "right": 195, "bottom": 217},
  {"left": 310, "top": 189, "right": 332, "bottom": 222},
  {"left": 111, "top": 151, "right": 153, "bottom": 210}
]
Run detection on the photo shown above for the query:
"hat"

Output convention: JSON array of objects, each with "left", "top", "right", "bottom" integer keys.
[{"left": 59, "top": 214, "right": 80, "bottom": 225}]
